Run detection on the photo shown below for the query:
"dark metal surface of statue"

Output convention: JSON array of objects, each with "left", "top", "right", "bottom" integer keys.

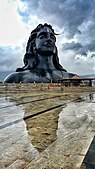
[{"left": 4, "top": 23, "right": 70, "bottom": 83}]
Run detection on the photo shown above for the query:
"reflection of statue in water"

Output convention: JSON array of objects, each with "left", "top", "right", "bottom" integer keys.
[
  {"left": 25, "top": 108, "right": 60, "bottom": 152},
  {"left": 4, "top": 23, "right": 70, "bottom": 83}
]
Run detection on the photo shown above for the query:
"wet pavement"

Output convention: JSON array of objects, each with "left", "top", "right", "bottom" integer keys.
[{"left": 0, "top": 86, "right": 95, "bottom": 169}]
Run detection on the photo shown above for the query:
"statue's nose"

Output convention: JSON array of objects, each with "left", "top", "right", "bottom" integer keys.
[
  {"left": 47, "top": 38, "right": 52, "bottom": 42},
  {"left": 47, "top": 35, "right": 52, "bottom": 42}
]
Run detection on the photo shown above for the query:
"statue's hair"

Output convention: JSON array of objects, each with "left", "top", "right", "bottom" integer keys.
[{"left": 16, "top": 23, "right": 67, "bottom": 72}]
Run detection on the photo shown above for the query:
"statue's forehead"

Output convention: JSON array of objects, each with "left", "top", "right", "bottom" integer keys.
[{"left": 37, "top": 27, "right": 54, "bottom": 34}]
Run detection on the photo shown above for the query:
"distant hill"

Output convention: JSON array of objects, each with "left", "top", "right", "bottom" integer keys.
[
  {"left": 0, "top": 71, "right": 13, "bottom": 82},
  {"left": 79, "top": 74, "right": 95, "bottom": 78}
]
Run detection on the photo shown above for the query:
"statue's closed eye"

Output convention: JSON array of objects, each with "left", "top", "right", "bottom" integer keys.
[{"left": 38, "top": 32, "right": 47, "bottom": 39}]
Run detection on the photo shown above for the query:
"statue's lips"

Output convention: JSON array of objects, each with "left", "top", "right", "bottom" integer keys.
[{"left": 44, "top": 43, "right": 54, "bottom": 47}]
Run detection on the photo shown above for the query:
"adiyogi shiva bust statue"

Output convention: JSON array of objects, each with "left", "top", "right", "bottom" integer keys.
[{"left": 4, "top": 23, "right": 70, "bottom": 83}]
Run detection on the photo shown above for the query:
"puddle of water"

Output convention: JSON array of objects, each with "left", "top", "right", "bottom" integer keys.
[
  {"left": 0, "top": 97, "right": 39, "bottom": 168},
  {"left": 0, "top": 93, "right": 95, "bottom": 168},
  {"left": 0, "top": 97, "right": 15, "bottom": 108},
  {"left": 25, "top": 108, "right": 61, "bottom": 152},
  {"left": 84, "top": 93, "right": 95, "bottom": 102},
  {"left": 57, "top": 93, "right": 95, "bottom": 138},
  {"left": 0, "top": 97, "right": 24, "bottom": 126}
]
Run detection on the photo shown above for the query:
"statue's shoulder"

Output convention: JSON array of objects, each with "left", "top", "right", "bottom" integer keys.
[{"left": 3, "top": 72, "right": 21, "bottom": 83}]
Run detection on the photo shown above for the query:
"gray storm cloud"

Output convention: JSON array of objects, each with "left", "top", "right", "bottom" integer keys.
[
  {"left": 18, "top": 0, "right": 95, "bottom": 75},
  {"left": 0, "top": 47, "right": 23, "bottom": 71},
  {"left": 19, "top": 0, "right": 95, "bottom": 37},
  {"left": 62, "top": 42, "right": 83, "bottom": 51}
]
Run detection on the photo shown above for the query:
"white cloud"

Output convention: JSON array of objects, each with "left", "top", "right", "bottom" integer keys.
[{"left": 0, "top": 0, "right": 28, "bottom": 46}]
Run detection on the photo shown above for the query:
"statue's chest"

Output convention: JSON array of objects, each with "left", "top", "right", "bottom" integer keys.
[
  {"left": 21, "top": 70, "right": 68, "bottom": 83},
  {"left": 21, "top": 71, "right": 49, "bottom": 83},
  {"left": 46, "top": 70, "right": 69, "bottom": 81}
]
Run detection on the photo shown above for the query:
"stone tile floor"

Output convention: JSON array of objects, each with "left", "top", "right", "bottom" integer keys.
[{"left": 0, "top": 88, "right": 95, "bottom": 169}]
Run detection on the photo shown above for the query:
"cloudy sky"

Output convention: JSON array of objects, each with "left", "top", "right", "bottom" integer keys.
[{"left": 0, "top": 0, "right": 95, "bottom": 75}]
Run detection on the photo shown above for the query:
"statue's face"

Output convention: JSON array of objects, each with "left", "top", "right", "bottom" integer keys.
[{"left": 35, "top": 27, "right": 56, "bottom": 55}]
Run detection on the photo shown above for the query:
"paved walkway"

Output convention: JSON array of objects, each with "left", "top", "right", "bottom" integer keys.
[{"left": 0, "top": 92, "right": 95, "bottom": 169}]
